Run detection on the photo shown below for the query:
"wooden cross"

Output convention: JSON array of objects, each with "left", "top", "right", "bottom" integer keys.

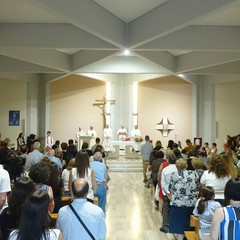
[
  {"left": 93, "top": 95, "right": 116, "bottom": 128},
  {"left": 156, "top": 117, "right": 175, "bottom": 137}
]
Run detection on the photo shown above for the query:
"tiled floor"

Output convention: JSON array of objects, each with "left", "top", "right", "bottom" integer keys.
[{"left": 105, "top": 171, "right": 174, "bottom": 240}]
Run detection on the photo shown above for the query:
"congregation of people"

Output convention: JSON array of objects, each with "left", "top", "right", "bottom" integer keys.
[
  {"left": 1, "top": 128, "right": 240, "bottom": 240},
  {"left": 0, "top": 130, "right": 107, "bottom": 240},
  {"left": 142, "top": 135, "right": 240, "bottom": 240}
]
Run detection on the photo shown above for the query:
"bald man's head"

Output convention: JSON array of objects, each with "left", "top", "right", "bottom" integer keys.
[{"left": 72, "top": 178, "right": 89, "bottom": 199}]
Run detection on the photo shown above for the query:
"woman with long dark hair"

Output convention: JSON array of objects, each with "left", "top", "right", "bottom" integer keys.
[
  {"left": 43, "top": 161, "right": 63, "bottom": 213},
  {"left": 0, "top": 177, "right": 35, "bottom": 240},
  {"left": 9, "top": 189, "right": 62, "bottom": 240},
  {"left": 69, "top": 151, "right": 97, "bottom": 202},
  {"left": 16, "top": 133, "right": 25, "bottom": 151}
]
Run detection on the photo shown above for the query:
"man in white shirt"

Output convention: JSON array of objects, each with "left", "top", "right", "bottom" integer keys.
[
  {"left": 88, "top": 126, "right": 97, "bottom": 148},
  {"left": 103, "top": 124, "right": 112, "bottom": 152},
  {"left": 0, "top": 165, "right": 11, "bottom": 214},
  {"left": 160, "top": 153, "right": 177, "bottom": 233},
  {"left": 56, "top": 178, "right": 106, "bottom": 240}
]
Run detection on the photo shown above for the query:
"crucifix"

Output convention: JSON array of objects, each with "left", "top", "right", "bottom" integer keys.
[
  {"left": 93, "top": 95, "right": 116, "bottom": 128},
  {"left": 156, "top": 117, "right": 175, "bottom": 137}
]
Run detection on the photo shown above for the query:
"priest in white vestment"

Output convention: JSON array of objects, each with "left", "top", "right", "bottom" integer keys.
[
  {"left": 117, "top": 125, "right": 127, "bottom": 141},
  {"left": 103, "top": 124, "right": 112, "bottom": 151},
  {"left": 131, "top": 125, "right": 141, "bottom": 140},
  {"left": 87, "top": 126, "right": 97, "bottom": 148},
  {"left": 76, "top": 127, "right": 86, "bottom": 150},
  {"left": 131, "top": 125, "right": 142, "bottom": 151}
]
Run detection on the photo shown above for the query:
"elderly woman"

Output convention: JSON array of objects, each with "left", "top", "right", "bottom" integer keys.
[{"left": 168, "top": 158, "right": 199, "bottom": 240}]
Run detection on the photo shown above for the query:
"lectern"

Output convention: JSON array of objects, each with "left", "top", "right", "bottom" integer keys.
[{"left": 77, "top": 135, "right": 93, "bottom": 151}]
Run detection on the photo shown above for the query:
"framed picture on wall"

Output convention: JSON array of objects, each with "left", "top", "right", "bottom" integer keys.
[
  {"left": 194, "top": 137, "right": 202, "bottom": 147},
  {"left": 9, "top": 110, "right": 20, "bottom": 126}
]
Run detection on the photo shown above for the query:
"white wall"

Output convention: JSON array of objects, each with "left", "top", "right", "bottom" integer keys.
[{"left": 215, "top": 81, "right": 240, "bottom": 151}]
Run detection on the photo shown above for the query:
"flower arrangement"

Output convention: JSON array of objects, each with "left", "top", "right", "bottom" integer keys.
[{"left": 134, "top": 136, "right": 143, "bottom": 142}]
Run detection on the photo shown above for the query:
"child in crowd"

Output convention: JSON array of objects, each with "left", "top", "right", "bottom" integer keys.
[{"left": 193, "top": 186, "right": 221, "bottom": 240}]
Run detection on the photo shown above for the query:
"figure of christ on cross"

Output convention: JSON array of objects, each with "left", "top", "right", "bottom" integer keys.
[{"left": 93, "top": 95, "right": 115, "bottom": 129}]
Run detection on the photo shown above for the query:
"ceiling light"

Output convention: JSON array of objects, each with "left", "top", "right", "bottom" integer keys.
[{"left": 124, "top": 49, "right": 130, "bottom": 56}]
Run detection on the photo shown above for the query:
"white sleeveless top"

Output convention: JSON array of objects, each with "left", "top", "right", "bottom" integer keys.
[
  {"left": 71, "top": 167, "right": 94, "bottom": 199},
  {"left": 10, "top": 229, "right": 60, "bottom": 240}
]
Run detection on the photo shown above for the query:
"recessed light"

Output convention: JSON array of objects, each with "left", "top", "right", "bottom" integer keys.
[{"left": 124, "top": 49, "right": 130, "bottom": 56}]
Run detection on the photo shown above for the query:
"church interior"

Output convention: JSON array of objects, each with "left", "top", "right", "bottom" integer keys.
[{"left": 1, "top": 1, "right": 240, "bottom": 239}]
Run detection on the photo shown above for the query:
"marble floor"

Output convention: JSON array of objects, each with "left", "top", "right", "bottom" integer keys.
[{"left": 105, "top": 171, "right": 174, "bottom": 240}]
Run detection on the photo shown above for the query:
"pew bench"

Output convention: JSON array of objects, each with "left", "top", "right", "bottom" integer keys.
[
  {"left": 50, "top": 196, "right": 98, "bottom": 227},
  {"left": 184, "top": 215, "right": 200, "bottom": 240}
]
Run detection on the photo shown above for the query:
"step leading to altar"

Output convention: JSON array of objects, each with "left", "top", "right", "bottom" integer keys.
[{"left": 106, "top": 157, "right": 143, "bottom": 172}]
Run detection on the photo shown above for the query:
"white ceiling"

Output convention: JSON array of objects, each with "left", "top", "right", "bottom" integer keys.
[{"left": 1, "top": 0, "right": 240, "bottom": 82}]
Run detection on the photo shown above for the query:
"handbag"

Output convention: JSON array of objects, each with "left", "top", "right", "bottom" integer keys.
[{"left": 69, "top": 204, "right": 95, "bottom": 240}]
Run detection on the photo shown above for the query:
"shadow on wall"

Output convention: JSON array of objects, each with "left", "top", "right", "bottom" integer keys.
[{"left": 51, "top": 75, "right": 105, "bottom": 101}]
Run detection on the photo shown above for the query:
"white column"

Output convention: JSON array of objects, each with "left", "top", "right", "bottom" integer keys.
[
  {"left": 193, "top": 76, "right": 216, "bottom": 144},
  {"left": 26, "top": 79, "right": 40, "bottom": 136}
]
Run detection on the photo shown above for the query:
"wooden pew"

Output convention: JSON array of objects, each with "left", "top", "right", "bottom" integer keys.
[
  {"left": 184, "top": 215, "right": 200, "bottom": 240},
  {"left": 61, "top": 196, "right": 98, "bottom": 206},
  {"left": 61, "top": 196, "right": 72, "bottom": 206},
  {"left": 50, "top": 197, "right": 99, "bottom": 227},
  {"left": 50, "top": 213, "right": 58, "bottom": 227}
]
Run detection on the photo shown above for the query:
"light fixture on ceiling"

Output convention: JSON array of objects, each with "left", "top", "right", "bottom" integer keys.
[
  {"left": 117, "top": 49, "right": 134, "bottom": 57},
  {"left": 178, "top": 74, "right": 184, "bottom": 78},
  {"left": 123, "top": 49, "right": 130, "bottom": 56}
]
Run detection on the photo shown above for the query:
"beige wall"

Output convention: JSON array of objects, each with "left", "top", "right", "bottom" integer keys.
[
  {"left": 215, "top": 81, "right": 240, "bottom": 151},
  {"left": 138, "top": 76, "right": 192, "bottom": 148},
  {"left": 0, "top": 78, "right": 27, "bottom": 146},
  {"left": 2, "top": 74, "right": 240, "bottom": 152},
  {"left": 50, "top": 75, "right": 106, "bottom": 143}
]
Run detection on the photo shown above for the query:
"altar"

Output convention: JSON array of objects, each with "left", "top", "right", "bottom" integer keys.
[
  {"left": 108, "top": 141, "right": 135, "bottom": 148},
  {"left": 108, "top": 141, "right": 141, "bottom": 151},
  {"left": 107, "top": 141, "right": 141, "bottom": 159}
]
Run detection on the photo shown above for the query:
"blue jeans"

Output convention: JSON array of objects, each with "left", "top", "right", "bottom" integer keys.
[{"left": 95, "top": 183, "right": 107, "bottom": 213}]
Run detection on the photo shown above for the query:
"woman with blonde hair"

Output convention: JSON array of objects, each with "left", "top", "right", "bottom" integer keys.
[
  {"left": 168, "top": 158, "right": 199, "bottom": 240},
  {"left": 220, "top": 152, "right": 238, "bottom": 178},
  {"left": 191, "top": 157, "right": 205, "bottom": 180}
]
